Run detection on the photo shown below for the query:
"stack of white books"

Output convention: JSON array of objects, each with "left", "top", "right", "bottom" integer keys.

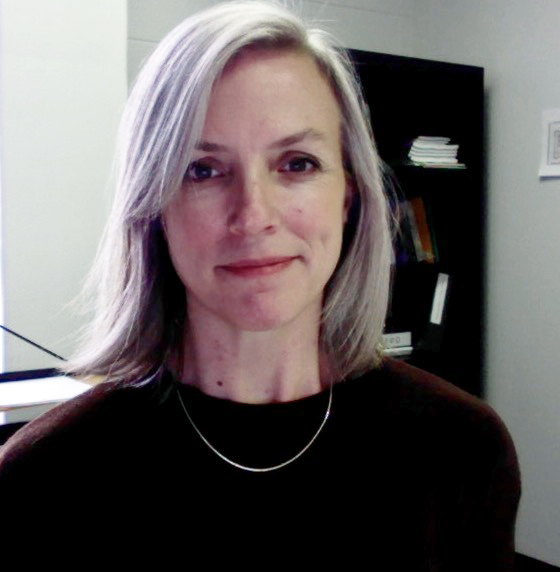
[{"left": 408, "top": 136, "right": 464, "bottom": 167}]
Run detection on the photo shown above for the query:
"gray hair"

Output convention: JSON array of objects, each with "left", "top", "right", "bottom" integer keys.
[{"left": 67, "top": 0, "right": 392, "bottom": 382}]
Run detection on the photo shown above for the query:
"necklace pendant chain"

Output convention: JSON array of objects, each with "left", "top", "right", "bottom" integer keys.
[{"left": 175, "top": 384, "right": 333, "bottom": 473}]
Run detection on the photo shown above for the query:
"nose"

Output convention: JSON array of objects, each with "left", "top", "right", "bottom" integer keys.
[{"left": 228, "top": 171, "right": 279, "bottom": 236}]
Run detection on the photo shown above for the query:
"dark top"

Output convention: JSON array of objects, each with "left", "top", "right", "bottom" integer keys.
[{"left": 0, "top": 359, "right": 520, "bottom": 569}]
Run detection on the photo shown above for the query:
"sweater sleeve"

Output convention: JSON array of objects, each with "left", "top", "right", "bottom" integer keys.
[
  {"left": 383, "top": 358, "right": 521, "bottom": 571},
  {"left": 431, "top": 387, "right": 521, "bottom": 571},
  {"left": 467, "top": 405, "right": 521, "bottom": 571}
]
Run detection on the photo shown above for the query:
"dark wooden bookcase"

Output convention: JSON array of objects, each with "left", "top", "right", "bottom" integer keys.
[{"left": 349, "top": 49, "right": 485, "bottom": 396}]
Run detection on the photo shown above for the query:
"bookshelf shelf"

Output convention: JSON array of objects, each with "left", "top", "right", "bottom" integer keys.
[
  {"left": 394, "top": 161, "right": 468, "bottom": 170},
  {"left": 350, "top": 49, "right": 485, "bottom": 396}
]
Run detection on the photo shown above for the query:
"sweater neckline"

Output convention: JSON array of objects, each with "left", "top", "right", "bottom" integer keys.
[{"left": 172, "top": 377, "right": 333, "bottom": 471}]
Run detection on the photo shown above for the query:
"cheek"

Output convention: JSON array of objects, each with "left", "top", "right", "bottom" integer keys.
[
  {"left": 163, "top": 203, "right": 221, "bottom": 274},
  {"left": 166, "top": 197, "right": 223, "bottom": 243},
  {"left": 289, "top": 199, "right": 345, "bottom": 252}
]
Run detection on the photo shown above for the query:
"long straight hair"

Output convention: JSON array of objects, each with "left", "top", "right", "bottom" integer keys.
[{"left": 66, "top": 1, "right": 393, "bottom": 383}]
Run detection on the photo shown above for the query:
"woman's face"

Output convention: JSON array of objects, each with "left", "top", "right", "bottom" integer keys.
[{"left": 163, "top": 49, "right": 351, "bottom": 333}]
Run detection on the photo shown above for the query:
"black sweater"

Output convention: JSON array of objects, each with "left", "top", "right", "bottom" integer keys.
[{"left": 0, "top": 359, "right": 520, "bottom": 570}]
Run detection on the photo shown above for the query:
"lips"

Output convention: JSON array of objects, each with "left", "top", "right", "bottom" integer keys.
[{"left": 218, "top": 256, "right": 297, "bottom": 277}]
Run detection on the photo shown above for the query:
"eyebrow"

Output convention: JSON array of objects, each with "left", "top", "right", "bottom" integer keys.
[
  {"left": 268, "top": 128, "right": 327, "bottom": 149},
  {"left": 194, "top": 141, "right": 229, "bottom": 152},
  {"left": 194, "top": 128, "right": 327, "bottom": 153}
]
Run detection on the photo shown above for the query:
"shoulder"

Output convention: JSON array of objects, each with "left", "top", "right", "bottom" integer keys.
[
  {"left": 384, "top": 358, "right": 512, "bottom": 440},
  {"left": 0, "top": 376, "right": 161, "bottom": 473},
  {"left": 335, "top": 359, "right": 521, "bottom": 569},
  {"left": 349, "top": 357, "right": 507, "bottom": 426},
  {"left": 339, "top": 358, "right": 519, "bottom": 479}
]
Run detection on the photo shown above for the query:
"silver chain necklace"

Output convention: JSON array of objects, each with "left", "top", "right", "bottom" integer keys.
[{"left": 175, "top": 383, "right": 333, "bottom": 473}]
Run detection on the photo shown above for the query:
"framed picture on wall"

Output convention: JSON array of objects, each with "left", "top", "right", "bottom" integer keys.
[{"left": 539, "top": 108, "right": 560, "bottom": 177}]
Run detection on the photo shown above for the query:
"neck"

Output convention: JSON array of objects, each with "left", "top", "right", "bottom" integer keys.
[{"left": 178, "top": 305, "right": 331, "bottom": 404}]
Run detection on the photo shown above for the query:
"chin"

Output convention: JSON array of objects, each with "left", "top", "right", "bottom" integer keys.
[{"left": 225, "top": 298, "right": 318, "bottom": 334}]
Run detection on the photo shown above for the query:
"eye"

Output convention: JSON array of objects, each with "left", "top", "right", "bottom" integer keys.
[
  {"left": 184, "top": 160, "right": 222, "bottom": 183},
  {"left": 279, "top": 156, "right": 320, "bottom": 174}
]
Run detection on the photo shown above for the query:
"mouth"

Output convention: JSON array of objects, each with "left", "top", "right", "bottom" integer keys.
[{"left": 218, "top": 256, "right": 297, "bottom": 277}]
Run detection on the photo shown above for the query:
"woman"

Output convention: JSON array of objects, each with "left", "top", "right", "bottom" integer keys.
[{"left": 0, "top": 2, "right": 519, "bottom": 568}]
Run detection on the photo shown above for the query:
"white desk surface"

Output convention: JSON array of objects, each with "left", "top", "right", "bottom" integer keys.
[{"left": 0, "top": 376, "right": 90, "bottom": 425}]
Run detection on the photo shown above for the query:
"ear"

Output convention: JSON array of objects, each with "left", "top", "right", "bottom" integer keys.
[
  {"left": 159, "top": 213, "right": 169, "bottom": 241},
  {"left": 343, "top": 180, "right": 354, "bottom": 224}
]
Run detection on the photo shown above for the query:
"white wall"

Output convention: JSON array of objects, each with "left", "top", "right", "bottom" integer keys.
[
  {"left": 411, "top": 1, "right": 560, "bottom": 565},
  {"left": 0, "top": 0, "right": 127, "bottom": 370}
]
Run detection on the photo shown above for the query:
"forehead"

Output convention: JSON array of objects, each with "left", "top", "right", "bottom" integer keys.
[
  {"left": 202, "top": 49, "right": 343, "bottom": 141},
  {"left": 221, "top": 46, "right": 332, "bottom": 90}
]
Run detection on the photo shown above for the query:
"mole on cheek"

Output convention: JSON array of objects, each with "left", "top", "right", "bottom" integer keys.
[{"left": 216, "top": 380, "right": 223, "bottom": 387}]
